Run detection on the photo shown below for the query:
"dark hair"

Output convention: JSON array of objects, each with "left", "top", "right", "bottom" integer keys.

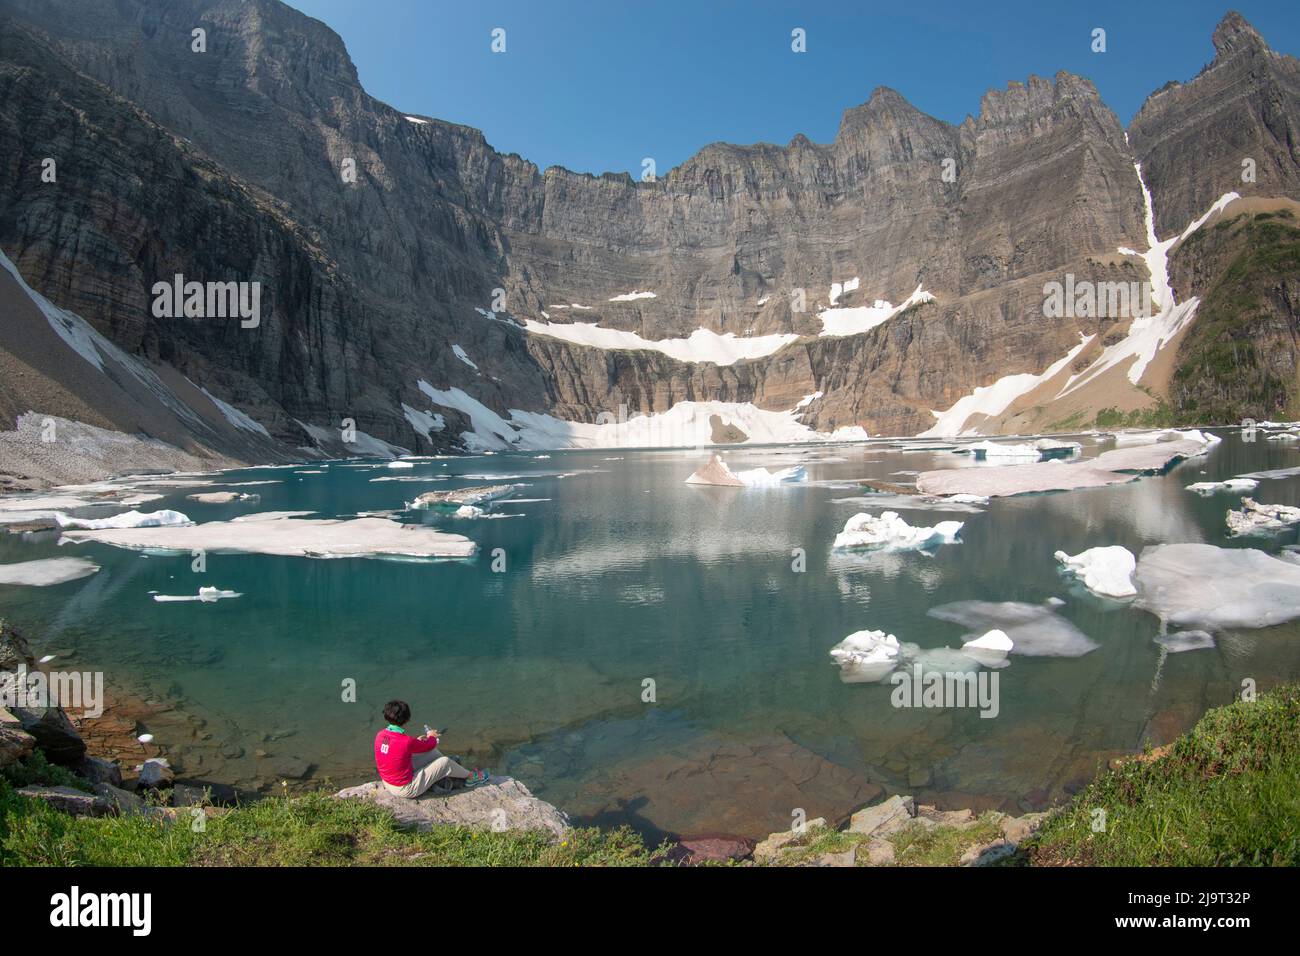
[{"left": 383, "top": 700, "right": 411, "bottom": 726}]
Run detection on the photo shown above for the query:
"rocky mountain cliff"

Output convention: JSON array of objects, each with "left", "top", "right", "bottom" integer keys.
[{"left": 0, "top": 1, "right": 1297, "bottom": 470}]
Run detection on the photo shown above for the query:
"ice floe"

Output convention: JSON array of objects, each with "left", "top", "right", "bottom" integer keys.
[
  {"left": 971, "top": 438, "right": 1082, "bottom": 461},
  {"left": 1133, "top": 543, "right": 1300, "bottom": 629},
  {"left": 0, "top": 557, "right": 100, "bottom": 586},
  {"left": 1054, "top": 546, "right": 1137, "bottom": 599},
  {"left": 684, "top": 455, "right": 806, "bottom": 487},
  {"left": 1226, "top": 498, "right": 1300, "bottom": 536},
  {"left": 960, "top": 629, "right": 1014, "bottom": 667},
  {"left": 55, "top": 509, "right": 191, "bottom": 530},
  {"left": 1185, "top": 478, "right": 1258, "bottom": 495},
  {"left": 187, "top": 491, "right": 259, "bottom": 504},
  {"left": 152, "top": 586, "right": 242, "bottom": 603},
  {"left": 59, "top": 515, "right": 476, "bottom": 560},
  {"left": 409, "top": 484, "right": 521, "bottom": 508},
  {"left": 828, "top": 630, "right": 902, "bottom": 683},
  {"left": 832, "top": 511, "right": 963, "bottom": 552},
  {"left": 928, "top": 601, "right": 1098, "bottom": 657},
  {"left": 916, "top": 434, "right": 1216, "bottom": 498}
]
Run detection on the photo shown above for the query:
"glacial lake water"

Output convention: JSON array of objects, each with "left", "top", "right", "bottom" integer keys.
[{"left": 4, "top": 430, "right": 1300, "bottom": 840}]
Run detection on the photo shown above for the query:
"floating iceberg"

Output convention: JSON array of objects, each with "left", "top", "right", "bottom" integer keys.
[
  {"left": 960, "top": 629, "right": 1014, "bottom": 667},
  {"left": 386, "top": 460, "right": 415, "bottom": 470},
  {"left": 0, "top": 557, "right": 100, "bottom": 586},
  {"left": 408, "top": 484, "right": 521, "bottom": 508},
  {"left": 1226, "top": 498, "right": 1300, "bottom": 536},
  {"left": 928, "top": 601, "right": 1098, "bottom": 657},
  {"left": 1185, "top": 478, "right": 1258, "bottom": 495},
  {"left": 152, "top": 586, "right": 242, "bottom": 603},
  {"left": 187, "top": 491, "right": 259, "bottom": 504},
  {"left": 55, "top": 509, "right": 191, "bottom": 530},
  {"left": 970, "top": 438, "right": 1081, "bottom": 461},
  {"left": 828, "top": 630, "right": 902, "bottom": 682},
  {"left": 685, "top": 455, "right": 806, "bottom": 487},
  {"left": 1134, "top": 543, "right": 1300, "bottom": 629},
  {"left": 832, "top": 511, "right": 963, "bottom": 551},
  {"left": 1054, "top": 546, "right": 1137, "bottom": 598}
]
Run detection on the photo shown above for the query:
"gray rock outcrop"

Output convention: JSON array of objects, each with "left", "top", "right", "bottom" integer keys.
[{"left": 335, "top": 777, "right": 570, "bottom": 839}]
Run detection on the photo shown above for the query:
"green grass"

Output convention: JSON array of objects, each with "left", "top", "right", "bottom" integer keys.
[
  {"left": 1170, "top": 214, "right": 1300, "bottom": 423},
  {"left": 890, "top": 813, "right": 1004, "bottom": 866},
  {"left": 0, "top": 775, "right": 659, "bottom": 867},
  {"left": 1027, "top": 683, "right": 1300, "bottom": 866}
]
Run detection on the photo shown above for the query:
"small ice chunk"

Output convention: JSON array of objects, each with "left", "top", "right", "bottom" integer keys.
[
  {"left": 829, "top": 630, "right": 902, "bottom": 682},
  {"left": 137, "top": 733, "right": 155, "bottom": 743},
  {"left": 947, "top": 493, "right": 989, "bottom": 505},
  {"left": 960, "top": 628, "right": 1013, "bottom": 666},
  {"left": 833, "top": 511, "right": 963, "bottom": 552},
  {"left": 1154, "top": 630, "right": 1215, "bottom": 653},
  {"left": 1226, "top": 498, "right": 1300, "bottom": 536},
  {"left": 1185, "top": 478, "right": 1258, "bottom": 495},
  {"left": 152, "top": 586, "right": 242, "bottom": 603},
  {"left": 1054, "top": 546, "right": 1137, "bottom": 598}
]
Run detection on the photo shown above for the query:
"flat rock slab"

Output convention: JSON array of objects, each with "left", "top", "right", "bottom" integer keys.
[
  {"left": 336, "top": 777, "right": 569, "bottom": 839},
  {"left": 916, "top": 439, "right": 1207, "bottom": 498}
]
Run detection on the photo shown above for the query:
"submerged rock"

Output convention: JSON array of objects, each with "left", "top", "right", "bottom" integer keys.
[{"left": 335, "top": 776, "right": 569, "bottom": 839}]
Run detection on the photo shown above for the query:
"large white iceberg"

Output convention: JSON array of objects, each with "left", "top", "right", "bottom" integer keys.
[
  {"left": 685, "top": 454, "right": 806, "bottom": 487},
  {"left": 832, "top": 511, "right": 963, "bottom": 551},
  {"left": 1134, "top": 543, "right": 1300, "bottom": 630},
  {"left": 1054, "top": 546, "right": 1137, "bottom": 598}
]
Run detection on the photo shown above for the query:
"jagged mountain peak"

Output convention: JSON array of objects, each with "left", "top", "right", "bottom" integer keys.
[{"left": 1211, "top": 10, "right": 1268, "bottom": 57}]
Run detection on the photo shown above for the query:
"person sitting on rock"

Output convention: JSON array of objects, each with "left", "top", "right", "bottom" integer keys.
[{"left": 374, "top": 699, "right": 488, "bottom": 798}]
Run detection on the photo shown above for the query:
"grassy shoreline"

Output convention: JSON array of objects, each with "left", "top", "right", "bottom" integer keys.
[{"left": 4, "top": 684, "right": 1297, "bottom": 867}]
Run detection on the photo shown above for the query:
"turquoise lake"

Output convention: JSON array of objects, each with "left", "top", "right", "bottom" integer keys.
[{"left": 3, "top": 430, "right": 1300, "bottom": 840}]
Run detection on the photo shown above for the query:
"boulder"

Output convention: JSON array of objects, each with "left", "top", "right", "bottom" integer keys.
[
  {"left": 12, "top": 706, "right": 86, "bottom": 765},
  {"left": 335, "top": 776, "right": 569, "bottom": 839},
  {"left": 18, "top": 785, "right": 113, "bottom": 817},
  {"left": 94, "top": 782, "right": 148, "bottom": 816},
  {"left": 0, "top": 725, "right": 36, "bottom": 768},
  {"left": 753, "top": 817, "right": 828, "bottom": 864},
  {"left": 862, "top": 838, "right": 896, "bottom": 865},
  {"left": 667, "top": 835, "right": 755, "bottom": 865},
  {"left": 78, "top": 755, "right": 123, "bottom": 787},
  {"left": 848, "top": 794, "right": 916, "bottom": 837},
  {"left": 137, "top": 757, "right": 174, "bottom": 789},
  {"left": 999, "top": 812, "right": 1048, "bottom": 844},
  {"left": 959, "top": 839, "right": 1018, "bottom": 867}
]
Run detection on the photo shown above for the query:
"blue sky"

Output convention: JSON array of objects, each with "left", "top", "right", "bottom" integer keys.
[{"left": 284, "top": 0, "right": 1298, "bottom": 177}]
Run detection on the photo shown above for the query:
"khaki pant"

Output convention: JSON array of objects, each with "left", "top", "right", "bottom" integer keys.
[{"left": 383, "top": 748, "right": 471, "bottom": 799}]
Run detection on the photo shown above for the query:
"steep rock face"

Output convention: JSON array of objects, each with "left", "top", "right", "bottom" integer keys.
[
  {"left": 0, "top": 1, "right": 1294, "bottom": 454},
  {"left": 1131, "top": 11, "right": 1300, "bottom": 237}
]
